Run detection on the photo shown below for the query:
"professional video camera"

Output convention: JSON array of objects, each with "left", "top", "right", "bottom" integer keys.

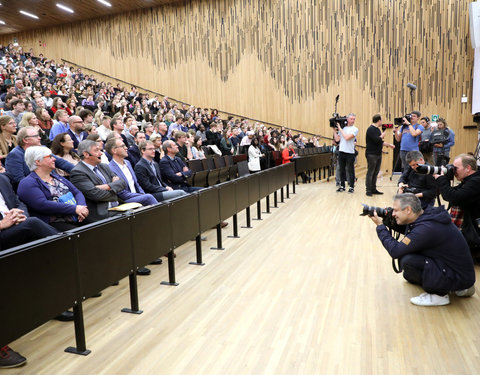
[
  {"left": 381, "top": 123, "right": 393, "bottom": 131},
  {"left": 429, "top": 128, "right": 450, "bottom": 145},
  {"left": 329, "top": 114, "right": 348, "bottom": 129},
  {"left": 415, "top": 164, "right": 456, "bottom": 179},
  {"left": 360, "top": 204, "right": 398, "bottom": 230},
  {"left": 393, "top": 114, "right": 412, "bottom": 126}
]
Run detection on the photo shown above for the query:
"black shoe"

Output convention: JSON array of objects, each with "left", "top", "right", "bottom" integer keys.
[
  {"left": 91, "top": 292, "right": 102, "bottom": 298},
  {"left": 348, "top": 187, "right": 354, "bottom": 193},
  {"left": 111, "top": 281, "right": 119, "bottom": 286},
  {"left": 0, "top": 346, "right": 27, "bottom": 368},
  {"left": 366, "top": 192, "right": 373, "bottom": 196},
  {"left": 136, "top": 267, "right": 151, "bottom": 276},
  {"left": 54, "top": 310, "right": 74, "bottom": 322},
  {"left": 336, "top": 187, "right": 345, "bottom": 192},
  {"left": 150, "top": 258, "right": 163, "bottom": 265},
  {"left": 373, "top": 190, "right": 384, "bottom": 195}
]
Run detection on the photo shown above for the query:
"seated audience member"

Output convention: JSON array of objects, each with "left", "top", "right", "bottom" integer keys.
[
  {"left": 127, "top": 131, "right": 146, "bottom": 166},
  {"left": 134, "top": 141, "right": 188, "bottom": 202},
  {"left": 398, "top": 151, "right": 436, "bottom": 209},
  {"left": 70, "top": 140, "right": 126, "bottom": 222},
  {"left": 66, "top": 115, "right": 88, "bottom": 149},
  {"left": 18, "top": 112, "right": 50, "bottom": 147},
  {"left": 156, "top": 121, "right": 169, "bottom": 143},
  {"left": 370, "top": 193, "right": 475, "bottom": 306},
  {"left": 0, "top": 115, "right": 17, "bottom": 160},
  {"left": 4, "top": 98, "right": 25, "bottom": 126},
  {"left": 86, "top": 134, "right": 110, "bottom": 164},
  {"left": 191, "top": 135, "right": 206, "bottom": 160},
  {"left": 282, "top": 141, "right": 310, "bottom": 183},
  {"left": 49, "top": 109, "right": 69, "bottom": 141},
  {"left": 105, "top": 138, "right": 157, "bottom": 206},
  {"left": 111, "top": 117, "right": 129, "bottom": 147},
  {"left": 51, "top": 132, "right": 81, "bottom": 176},
  {"left": 247, "top": 137, "right": 263, "bottom": 172},
  {"left": 125, "top": 124, "right": 138, "bottom": 148},
  {"left": 0, "top": 172, "right": 58, "bottom": 251},
  {"left": 159, "top": 140, "right": 202, "bottom": 193},
  {"left": 144, "top": 123, "right": 155, "bottom": 140},
  {"left": 219, "top": 129, "right": 233, "bottom": 155},
  {"left": 35, "top": 107, "right": 53, "bottom": 135},
  {"left": 175, "top": 131, "right": 192, "bottom": 162},
  {"left": 5, "top": 126, "right": 74, "bottom": 190},
  {"left": 149, "top": 133, "right": 164, "bottom": 164},
  {"left": 17, "top": 146, "right": 89, "bottom": 231},
  {"left": 97, "top": 115, "right": 112, "bottom": 141}
]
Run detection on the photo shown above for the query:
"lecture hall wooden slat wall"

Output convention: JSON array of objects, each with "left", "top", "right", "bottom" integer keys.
[{"left": 1, "top": 0, "right": 477, "bottom": 170}]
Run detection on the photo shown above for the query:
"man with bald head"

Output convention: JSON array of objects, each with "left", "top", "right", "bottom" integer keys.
[{"left": 67, "top": 115, "right": 88, "bottom": 149}]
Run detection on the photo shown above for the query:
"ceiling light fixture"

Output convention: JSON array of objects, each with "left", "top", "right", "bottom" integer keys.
[
  {"left": 56, "top": 3, "right": 74, "bottom": 13},
  {"left": 97, "top": 0, "right": 112, "bottom": 7},
  {"left": 19, "top": 10, "right": 39, "bottom": 19}
]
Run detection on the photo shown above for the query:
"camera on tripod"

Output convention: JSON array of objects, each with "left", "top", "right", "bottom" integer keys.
[
  {"left": 329, "top": 114, "right": 348, "bottom": 129},
  {"left": 394, "top": 114, "right": 412, "bottom": 126},
  {"left": 415, "top": 164, "right": 456, "bottom": 179}
]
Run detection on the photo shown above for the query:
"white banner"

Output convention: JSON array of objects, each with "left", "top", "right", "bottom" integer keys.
[{"left": 474, "top": 47, "right": 480, "bottom": 114}]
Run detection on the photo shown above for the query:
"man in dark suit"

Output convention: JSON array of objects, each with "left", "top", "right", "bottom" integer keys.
[
  {"left": 0, "top": 173, "right": 58, "bottom": 251},
  {"left": 66, "top": 115, "right": 88, "bottom": 150},
  {"left": 70, "top": 140, "right": 127, "bottom": 222},
  {"left": 127, "top": 131, "right": 146, "bottom": 167},
  {"left": 105, "top": 138, "right": 157, "bottom": 206},
  {"left": 5, "top": 126, "right": 74, "bottom": 190},
  {"left": 134, "top": 141, "right": 188, "bottom": 202},
  {"left": 159, "top": 140, "right": 202, "bottom": 193}
]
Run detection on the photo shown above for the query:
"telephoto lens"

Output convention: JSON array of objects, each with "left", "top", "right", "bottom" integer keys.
[
  {"left": 360, "top": 204, "right": 387, "bottom": 218},
  {"left": 416, "top": 164, "right": 455, "bottom": 179}
]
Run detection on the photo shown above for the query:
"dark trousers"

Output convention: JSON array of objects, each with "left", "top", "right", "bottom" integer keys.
[
  {"left": 338, "top": 151, "right": 355, "bottom": 188},
  {"left": 0, "top": 217, "right": 58, "bottom": 251},
  {"left": 365, "top": 154, "right": 382, "bottom": 193}
]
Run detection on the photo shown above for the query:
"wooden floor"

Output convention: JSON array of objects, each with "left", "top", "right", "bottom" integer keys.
[{"left": 9, "top": 173, "right": 480, "bottom": 375}]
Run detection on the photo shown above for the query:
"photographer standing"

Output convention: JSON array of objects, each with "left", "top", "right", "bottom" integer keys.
[
  {"left": 434, "top": 154, "right": 480, "bottom": 255},
  {"left": 398, "top": 151, "right": 437, "bottom": 209},
  {"left": 395, "top": 111, "right": 424, "bottom": 171},
  {"left": 370, "top": 193, "right": 475, "bottom": 306},
  {"left": 430, "top": 118, "right": 455, "bottom": 166},
  {"left": 334, "top": 113, "right": 358, "bottom": 193},
  {"left": 365, "top": 114, "right": 395, "bottom": 196}
]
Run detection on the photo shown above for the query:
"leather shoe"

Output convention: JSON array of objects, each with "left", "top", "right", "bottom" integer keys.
[
  {"left": 136, "top": 267, "right": 151, "bottom": 276},
  {"left": 372, "top": 190, "right": 384, "bottom": 195},
  {"left": 220, "top": 221, "right": 228, "bottom": 228},
  {"left": 91, "top": 292, "right": 102, "bottom": 298},
  {"left": 366, "top": 192, "right": 373, "bottom": 196},
  {"left": 150, "top": 258, "right": 163, "bottom": 265},
  {"left": 55, "top": 310, "right": 74, "bottom": 322}
]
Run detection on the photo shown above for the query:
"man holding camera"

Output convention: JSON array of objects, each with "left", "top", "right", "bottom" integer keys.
[
  {"left": 334, "top": 113, "right": 358, "bottom": 193},
  {"left": 395, "top": 111, "right": 424, "bottom": 171},
  {"left": 370, "top": 193, "right": 475, "bottom": 306},
  {"left": 365, "top": 114, "right": 395, "bottom": 196},
  {"left": 434, "top": 153, "right": 480, "bottom": 255},
  {"left": 397, "top": 151, "right": 437, "bottom": 209}
]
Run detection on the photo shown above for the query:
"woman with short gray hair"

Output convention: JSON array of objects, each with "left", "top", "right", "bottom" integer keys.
[{"left": 17, "top": 146, "right": 89, "bottom": 231}]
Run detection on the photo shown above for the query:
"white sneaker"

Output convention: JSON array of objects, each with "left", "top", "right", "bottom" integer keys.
[
  {"left": 410, "top": 292, "right": 450, "bottom": 306},
  {"left": 455, "top": 286, "right": 475, "bottom": 297}
]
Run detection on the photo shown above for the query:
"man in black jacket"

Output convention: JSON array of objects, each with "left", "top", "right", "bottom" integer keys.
[
  {"left": 398, "top": 151, "right": 437, "bottom": 209},
  {"left": 134, "top": 141, "right": 187, "bottom": 202},
  {"left": 365, "top": 114, "right": 395, "bottom": 196},
  {"left": 370, "top": 193, "right": 475, "bottom": 306},
  {"left": 434, "top": 153, "right": 480, "bottom": 254}
]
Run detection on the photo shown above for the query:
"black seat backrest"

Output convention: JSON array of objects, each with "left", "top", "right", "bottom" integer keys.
[{"left": 237, "top": 160, "right": 250, "bottom": 177}]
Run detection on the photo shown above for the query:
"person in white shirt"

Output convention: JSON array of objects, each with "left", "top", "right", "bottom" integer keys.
[{"left": 333, "top": 113, "right": 358, "bottom": 193}]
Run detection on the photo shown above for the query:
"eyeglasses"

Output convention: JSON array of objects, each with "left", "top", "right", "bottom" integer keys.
[{"left": 25, "top": 134, "right": 40, "bottom": 138}]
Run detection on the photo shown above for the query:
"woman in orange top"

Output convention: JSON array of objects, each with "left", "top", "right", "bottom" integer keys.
[{"left": 282, "top": 141, "right": 311, "bottom": 183}]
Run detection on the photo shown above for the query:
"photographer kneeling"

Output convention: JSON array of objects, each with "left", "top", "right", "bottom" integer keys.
[
  {"left": 369, "top": 193, "right": 475, "bottom": 306},
  {"left": 397, "top": 150, "right": 436, "bottom": 209}
]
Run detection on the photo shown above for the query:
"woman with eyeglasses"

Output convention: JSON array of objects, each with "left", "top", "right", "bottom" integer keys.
[
  {"left": 0, "top": 115, "right": 18, "bottom": 160},
  {"left": 17, "top": 146, "right": 88, "bottom": 231}
]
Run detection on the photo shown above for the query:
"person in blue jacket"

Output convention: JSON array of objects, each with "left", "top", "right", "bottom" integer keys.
[{"left": 369, "top": 193, "right": 475, "bottom": 306}]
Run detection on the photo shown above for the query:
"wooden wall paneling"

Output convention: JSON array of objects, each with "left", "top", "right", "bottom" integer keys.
[{"left": 0, "top": 0, "right": 476, "bottom": 171}]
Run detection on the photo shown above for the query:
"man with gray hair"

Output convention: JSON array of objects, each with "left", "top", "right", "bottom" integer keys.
[
  {"left": 369, "top": 193, "right": 475, "bottom": 306},
  {"left": 70, "top": 140, "right": 126, "bottom": 222}
]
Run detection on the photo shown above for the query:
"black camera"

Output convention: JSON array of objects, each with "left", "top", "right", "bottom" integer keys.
[
  {"left": 381, "top": 123, "right": 393, "bottom": 131},
  {"left": 394, "top": 114, "right": 412, "bottom": 126},
  {"left": 360, "top": 204, "right": 396, "bottom": 229},
  {"left": 329, "top": 115, "right": 348, "bottom": 129},
  {"left": 415, "top": 164, "right": 456, "bottom": 179},
  {"left": 429, "top": 128, "right": 449, "bottom": 145},
  {"left": 403, "top": 186, "right": 418, "bottom": 194}
]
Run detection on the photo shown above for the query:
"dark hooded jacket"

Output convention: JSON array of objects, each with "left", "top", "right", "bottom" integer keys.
[{"left": 376, "top": 205, "right": 475, "bottom": 292}]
